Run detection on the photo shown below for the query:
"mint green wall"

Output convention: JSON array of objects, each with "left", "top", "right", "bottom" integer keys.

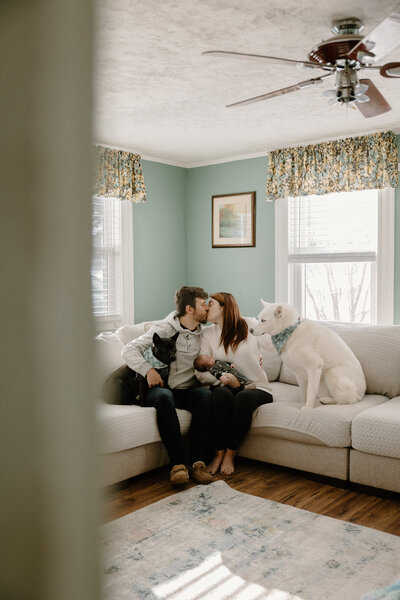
[
  {"left": 132, "top": 160, "right": 186, "bottom": 322},
  {"left": 185, "top": 157, "right": 275, "bottom": 318},
  {"left": 133, "top": 137, "right": 400, "bottom": 323}
]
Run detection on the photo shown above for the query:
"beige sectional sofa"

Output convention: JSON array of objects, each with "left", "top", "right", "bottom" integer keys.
[{"left": 96, "top": 320, "right": 400, "bottom": 493}]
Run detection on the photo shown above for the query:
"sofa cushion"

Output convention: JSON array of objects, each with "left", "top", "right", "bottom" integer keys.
[
  {"left": 144, "top": 320, "right": 166, "bottom": 332},
  {"left": 327, "top": 323, "right": 400, "bottom": 399},
  {"left": 279, "top": 323, "right": 400, "bottom": 399},
  {"left": 116, "top": 323, "right": 146, "bottom": 345},
  {"left": 351, "top": 396, "right": 400, "bottom": 459},
  {"left": 94, "top": 332, "right": 126, "bottom": 399},
  {"left": 252, "top": 382, "right": 388, "bottom": 448},
  {"left": 278, "top": 364, "right": 298, "bottom": 386},
  {"left": 260, "top": 346, "right": 282, "bottom": 383},
  {"left": 95, "top": 324, "right": 156, "bottom": 397},
  {"left": 116, "top": 321, "right": 168, "bottom": 344},
  {"left": 98, "top": 403, "right": 192, "bottom": 454}
]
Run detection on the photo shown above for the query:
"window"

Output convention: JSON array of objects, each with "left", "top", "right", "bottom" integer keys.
[
  {"left": 275, "top": 188, "right": 394, "bottom": 325},
  {"left": 91, "top": 196, "right": 134, "bottom": 331}
]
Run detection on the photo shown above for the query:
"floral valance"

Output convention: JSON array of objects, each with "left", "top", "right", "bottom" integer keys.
[
  {"left": 94, "top": 145, "right": 146, "bottom": 202},
  {"left": 265, "top": 130, "right": 398, "bottom": 201}
]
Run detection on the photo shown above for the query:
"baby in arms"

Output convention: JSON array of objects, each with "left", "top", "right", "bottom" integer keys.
[{"left": 194, "top": 354, "right": 256, "bottom": 390}]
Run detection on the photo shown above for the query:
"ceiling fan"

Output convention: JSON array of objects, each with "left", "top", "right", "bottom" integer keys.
[{"left": 202, "top": 3, "right": 400, "bottom": 118}]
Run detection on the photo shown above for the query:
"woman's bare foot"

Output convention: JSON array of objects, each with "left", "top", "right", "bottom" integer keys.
[
  {"left": 220, "top": 449, "right": 237, "bottom": 475},
  {"left": 207, "top": 450, "right": 225, "bottom": 475}
]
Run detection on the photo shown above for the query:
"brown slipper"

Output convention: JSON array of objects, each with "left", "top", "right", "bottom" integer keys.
[
  {"left": 190, "top": 461, "right": 213, "bottom": 485},
  {"left": 170, "top": 464, "right": 189, "bottom": 485}
]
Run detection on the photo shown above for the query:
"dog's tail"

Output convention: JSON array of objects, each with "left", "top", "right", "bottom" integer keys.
[{"left": 325, "top": 369, "right": 364, "bottom": 405}]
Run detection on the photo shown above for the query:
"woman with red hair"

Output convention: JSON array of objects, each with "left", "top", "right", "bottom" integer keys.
[{"left": 196, "top": 292, "right": 273, "bottom": 475}]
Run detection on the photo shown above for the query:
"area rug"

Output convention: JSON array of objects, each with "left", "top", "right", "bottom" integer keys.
[{"left": 100, "top": 481, "right": 400, "bottom": 600}]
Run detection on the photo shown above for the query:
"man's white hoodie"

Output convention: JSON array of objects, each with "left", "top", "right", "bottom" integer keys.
[{"left": 122, "top": 311, "right": 204, "bottom": 389}]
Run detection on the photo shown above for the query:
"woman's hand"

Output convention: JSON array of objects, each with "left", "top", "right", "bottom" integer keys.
[
  {"left": 220, "top": 374, "right": 230, "bottom": 386},
  {"left": 221, "top": 373, "right": 241, "bottom": 389}
]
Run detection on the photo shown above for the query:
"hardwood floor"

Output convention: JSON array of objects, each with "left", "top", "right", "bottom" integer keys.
[{"left": 103, "top": 458, "right": 400, "bottom": 536}]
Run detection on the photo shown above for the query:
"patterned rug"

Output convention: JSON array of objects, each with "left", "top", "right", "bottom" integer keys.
[{"left": 100, "top": 481, "right": 400, "bottom": 600}]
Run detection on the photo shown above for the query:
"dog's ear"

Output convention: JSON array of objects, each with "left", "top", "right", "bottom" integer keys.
[
  {"left": 152, "top": 332, "right": 161, "bottom": 344},
  {"left": 274, "top": 305, "right": 283, "bottom": 319},
  {"left": 260, "top": 298, "right": 269, "bottom": 307},
  {"left": 171, "top": 332, "right": 179, "bottom": 342}
]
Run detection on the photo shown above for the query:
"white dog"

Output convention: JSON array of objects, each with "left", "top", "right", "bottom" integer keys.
[{"left": 250, "top": 301, "right": 366, "bottom": 409}]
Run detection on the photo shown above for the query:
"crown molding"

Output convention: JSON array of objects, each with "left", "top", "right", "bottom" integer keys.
[
  {"left": 95, "top": 127, "right": 400, "bottom": 170},
  {"left": 187, "top": 150, "right": 267, "bottom": 168},
  {"left": 140, "top": 154, "right": 188, "bottom": 168}
]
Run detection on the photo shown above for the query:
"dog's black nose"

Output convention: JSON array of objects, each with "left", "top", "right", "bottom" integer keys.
[{"left": 249, "top": 328, "right": 253, "bottom": 334}]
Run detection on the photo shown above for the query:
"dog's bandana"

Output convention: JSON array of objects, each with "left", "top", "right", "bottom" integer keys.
[
  {"left": 143, "top": 346, "right": 168, "bottom": 369},
  {"left": 271, "top": 320, "right": 301, "bottom": 354}
]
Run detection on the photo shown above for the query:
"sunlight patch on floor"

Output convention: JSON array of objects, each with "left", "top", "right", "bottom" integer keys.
[{"left": 152, "top": 552, "right": 304, "bottom": 600}]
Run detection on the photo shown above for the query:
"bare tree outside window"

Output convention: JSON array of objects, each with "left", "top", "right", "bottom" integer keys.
[{"left": 304, "top": 263, "right": 371, "bottom": 323}]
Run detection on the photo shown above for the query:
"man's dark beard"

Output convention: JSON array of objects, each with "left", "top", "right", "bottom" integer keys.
[{"left": 196, "top": 314, "right": 208, "bottom": 324}]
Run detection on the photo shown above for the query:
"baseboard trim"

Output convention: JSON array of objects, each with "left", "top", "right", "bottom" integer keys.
[
  {"left": 238, "top": 457, "right": 400, "bottom": 500},
  {"left": 349, "top": 481, "right": 400, "bottom": 501}
]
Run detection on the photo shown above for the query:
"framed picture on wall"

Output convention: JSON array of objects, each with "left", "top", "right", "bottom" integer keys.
[{"left": 212, "top": 191, "right": 256, "bottom": 248}]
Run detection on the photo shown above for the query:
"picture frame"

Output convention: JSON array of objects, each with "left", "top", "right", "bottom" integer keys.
[{"left": 212, "top": 191, "right": 256, "bottom": 248}]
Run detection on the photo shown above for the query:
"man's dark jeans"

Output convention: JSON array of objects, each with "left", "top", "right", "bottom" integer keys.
[{"left": 143, "top": 385, "right": 212, "bottom": 466}]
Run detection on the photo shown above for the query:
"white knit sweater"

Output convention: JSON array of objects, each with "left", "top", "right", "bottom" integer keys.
[{"left": 196, "top": 324, "right": 272, "bottom": 393}]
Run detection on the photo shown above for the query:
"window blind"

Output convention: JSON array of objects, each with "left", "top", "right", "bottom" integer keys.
[
  {"left": 91, "top": 196, "right": 121, "bottom": 317},
  {"left": 288, "top": 190, "right": 378, "bottom": 262}
]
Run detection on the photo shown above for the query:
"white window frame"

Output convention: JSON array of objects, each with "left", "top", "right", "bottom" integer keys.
[
  {"left": 92, "top": 198, "right": 134, "bottom": 333},
  {"left": 275, "top": 188, "right": 394, "bottom": 325},
  {"left": 120, "top": 200, "right": 135, "bottom": 326}
]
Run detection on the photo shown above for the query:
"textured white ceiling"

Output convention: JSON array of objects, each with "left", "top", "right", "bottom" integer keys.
[{"left": 93, "top": 0, "right": 400, "bottom": 166}]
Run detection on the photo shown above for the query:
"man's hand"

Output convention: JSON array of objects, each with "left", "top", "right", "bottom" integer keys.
[{"left": 146, "top": 368, "right": 164, "bottom": 388}]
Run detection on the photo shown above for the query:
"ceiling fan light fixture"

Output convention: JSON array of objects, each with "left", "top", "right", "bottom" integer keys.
[
  {"left": 355, "top": 83, "right": 369, "bottom": 95},
  {"left": 355, "top": 94, "right": 370, "bottom": 103}
]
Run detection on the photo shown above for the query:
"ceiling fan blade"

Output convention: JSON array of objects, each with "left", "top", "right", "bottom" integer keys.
[
  {"left": 202, "top": 50, "right": 332, "bottom": 71},
  {"left": 347, "top": 2, "right": 400, "bottom": 63},
  {"left": 379, "top": 62, "right": 400, "bottom": 77},
  {"left": 226, "top": 76, "right": 325, "bottom": 108},
  {"left": 355, "top": 79, "right": 391, "bottom": 118}
]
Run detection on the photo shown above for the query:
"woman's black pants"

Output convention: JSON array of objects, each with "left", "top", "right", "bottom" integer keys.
[{"left": 210, "top": 386, "right": 273, "bottom": 451}]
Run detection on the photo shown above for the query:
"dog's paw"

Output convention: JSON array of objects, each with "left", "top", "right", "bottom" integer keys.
[{"left": 319, "top": 397, "right": 337, "bottom": 405}]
